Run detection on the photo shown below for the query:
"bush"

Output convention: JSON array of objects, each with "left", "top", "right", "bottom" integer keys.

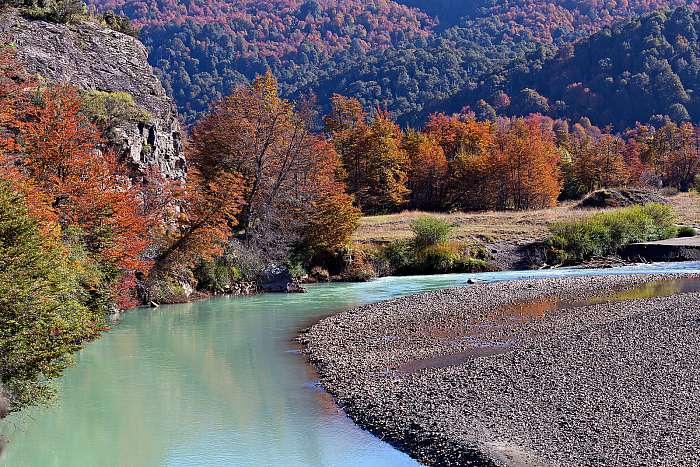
[
  {"left": 99, "top": 11, "right": 139, "bottom": 37},
  {"left": 410, "top": 215, "right": 453, "bottom": 249},
  {"left": 22, "top": 0, "right": 87, "bottom": 24},
  {"left": 81, "top": 90, "right": 151, "bottom": 132},
  {"left": 416, "top": 244, "right": 461, "bottom": 273},
  {"left": 384, "top": 239, "right": 415, "bottom": 272},
  {"left": 677, "top": 226, "right": 696, "bottom": 237},
  {"left": 145, "top": 271, "right": 194, "bottom": 304},
  {"left": 342, "top": 249, "right": 378, "bottom": 281},
  {"left": 384, "top": 240, "right": 491, "bottom": 275},
  {"left": 194, "top": 258, "right": 233, "bottom": 293},
  {"left": 547, "top": 203, "right": 678, "bottom": 264},
  {"left": 660, "top": 186, "right": 679, "bottom": 197}
]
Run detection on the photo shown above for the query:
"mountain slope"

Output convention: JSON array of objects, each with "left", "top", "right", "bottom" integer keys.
[
  {"left": 463, "top": 7, "right": 700, "bottom": 129},
  {"left": 89, "top": 0, "right": 700, "bottom": 124}
]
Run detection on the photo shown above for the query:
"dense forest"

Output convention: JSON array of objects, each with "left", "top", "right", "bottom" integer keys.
[
  {"left": 88, "top": 0, "right": 700, "bottom": 125},
  {"left": 454, "top": 7, "right": 700, "bottom": 130}
]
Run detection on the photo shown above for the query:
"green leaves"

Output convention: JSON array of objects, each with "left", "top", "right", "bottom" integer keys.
[
  {"left": 0, "top": 182, "right": 95, "bottom": 412},
  {"left": 547, "top": 203, "right": 678, "bottom": 264}
]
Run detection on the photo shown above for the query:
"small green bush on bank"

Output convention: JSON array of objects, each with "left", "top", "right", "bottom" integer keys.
[
  {"left": 382, "top": 215, "right": 491, "bottom": 275},
  {"left": 410, "top": 216, "right": 453, "bottom": 249},
  {"left": 547, "top": 203, "right": 678, "bottom": 264}
]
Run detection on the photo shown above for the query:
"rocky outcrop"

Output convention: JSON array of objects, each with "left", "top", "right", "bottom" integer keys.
[{"left": 0, "top": 10, "right": 186, "bottom": 179}]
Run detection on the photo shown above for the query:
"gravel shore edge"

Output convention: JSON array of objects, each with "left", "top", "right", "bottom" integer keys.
[{"left": 300, "top": 273, "right": 700, "bottom": 466}]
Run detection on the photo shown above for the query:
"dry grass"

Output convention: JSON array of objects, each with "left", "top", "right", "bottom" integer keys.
[
  {"left": 669, "top": 192, "right": 700, "bottom": 228},
  {"left": 353, "top": 192, "right": 700, "bottom": 246}
]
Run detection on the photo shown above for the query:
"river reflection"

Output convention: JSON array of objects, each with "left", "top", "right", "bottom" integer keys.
[{"left": 2, "top": 262, "right": 699, "bottom": 467}]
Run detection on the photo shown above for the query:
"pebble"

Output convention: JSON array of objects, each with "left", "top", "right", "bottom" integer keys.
[{"left": 302, "top": 274, "right": 700, "bottom": 466}]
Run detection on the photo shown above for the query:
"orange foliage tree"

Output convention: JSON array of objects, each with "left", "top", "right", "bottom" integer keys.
[
  {"left": 569, "top": 128, "right": 628, "bottom": 194},
  {"left": 402, "top": 129, "right": 448, "bottom": 211},
  {"left": 640, "top": 122, "right": 700, "bottom": 191},
  {"left": 493, "top": 116, "right": 561, "bottom": 210},
  {"left": 189, "top": 73, "right": 358, "bottom": 258},
  {"left": 425, "top": 115, "right": 498, "bottom": 210},
  {"left": 430, "top": 114, "right": 561, "bottom": 211},
  {"left": 153, "top": 167, "right": 244, "bottom": 272},
  {"left": 325, "top": 95, "right": 409, "bottom": 214},
  {"left": 1, "top": 83, "right": 150, "bottom": 309}
]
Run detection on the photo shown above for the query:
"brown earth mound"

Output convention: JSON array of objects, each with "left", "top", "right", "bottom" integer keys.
[{"left": 577, "top": 188, "right": 667, "bottom": 208}]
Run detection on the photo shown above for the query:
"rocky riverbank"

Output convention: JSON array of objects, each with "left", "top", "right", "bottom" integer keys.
[{"left": 301, "top": 274, "right": 700, "bottom": 466}]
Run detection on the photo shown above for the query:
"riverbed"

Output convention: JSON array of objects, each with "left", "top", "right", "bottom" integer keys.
[{"left": 2, "top": 262, "right": 699, "bottom": 467}]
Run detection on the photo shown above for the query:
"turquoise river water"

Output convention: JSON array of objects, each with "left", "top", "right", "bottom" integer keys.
[{"left": 2, "top": 262, "right": 699, "bottom": 467}]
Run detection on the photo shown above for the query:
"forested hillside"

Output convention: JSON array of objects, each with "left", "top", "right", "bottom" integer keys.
[
  {"left": 88, "top": 0, "right": 700, "bottom": 124},
  {"left": 460, "top": 7, "right": 700, "bottom": 130}
]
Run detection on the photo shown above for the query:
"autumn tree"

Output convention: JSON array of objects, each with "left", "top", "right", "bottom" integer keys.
[
  {"left": 595, "top": 132, "right": 629, "bottom": 188},
  {"left": 0, "top": 47, "right": 32, "bottom": 159},
  {"left": 190, "top": 73, "right": 358, "bottom": 260},
  {"left": 425, "top": 114, "right": 497, "bottom": 210},
  {"left": 2, "top": 84, "right": 151, "bottom": 310},
  {"left": 425, "top": 113, "right": 492, "bottom": 161},
  {"left": 295, "top": 139, "right": 360, "bottom": 252},
  {"left": 402, "top": 129, "right": 448, "bottom": 211},
  {"left": 492, "top": 116, "right": 561, "bottom": 210},
  {"left": 570, "top": 130, "right": 628, "bottom": 195},
  {"left": 152, "top": 167, "right": 244, "bottom": 273},
  {"left": 641, "top": 123, "right": 700, "bottom": 191},
  {"left": 325, "top": 95, "right": 409, "bottom": 214}
]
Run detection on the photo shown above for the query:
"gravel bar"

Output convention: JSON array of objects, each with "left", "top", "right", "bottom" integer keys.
[{"left": 300, "top": 274, "right": 700, "bottom": 466}]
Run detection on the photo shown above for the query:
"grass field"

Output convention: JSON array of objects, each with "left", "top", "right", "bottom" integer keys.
[{"left": 353, "top": 193, "right": 699, "bottom": 246}]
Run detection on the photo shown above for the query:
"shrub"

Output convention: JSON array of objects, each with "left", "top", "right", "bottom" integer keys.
[
  {"left": 99, "top": 11, "right": 139, "bottom": 37},
  {"left": 547, "top": 203, "right": 677, "bottom": 264},
  {"left": 194, "top": 258, "right": 232, "bottom": 293},
  {"left": 22, "top": 0, "right": 87, "bottom": 24},
  {"left": 410, "top": 215, "right": 453, "bottom": 249},
  {"left": 677, "top": 226, "right": 696, "bottom": 237},
  {"left": 384, "top": 239, "right": 416, "bottom": 272},
  {"left": 660, "top": 186, "right": 679, "bottom": 197},
  {"left": 309, "top": 266, "right": 330, "bottom": 282},
  {"left": 416, "top": 243, "right": 461, "bottom": 273},
  {"left": 384, "top": 240, "right": 491, "bottom": 275},
  {"left": 342, "top": 249, "right": 377, "bottom": 281},
  {"left": 145, "top": 271, "right": 193, "bottom": 304},
  {"left": 81, "top": 90, "right": 151, "bottom": 131},
  {"left": 286, "top": 260, "right": 307, "bottom": 279}
]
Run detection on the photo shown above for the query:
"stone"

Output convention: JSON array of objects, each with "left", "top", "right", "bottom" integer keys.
[
  {"left": 0, "top": 10, "right": 186, "bottom": 180},
  {"left": 257, "top": 265, "right": 306, "bottom": 293}
]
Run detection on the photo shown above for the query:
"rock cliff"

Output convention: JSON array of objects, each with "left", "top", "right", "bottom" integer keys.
[{"left": 0, "top": 10, "right": 186, "bottom": 179}]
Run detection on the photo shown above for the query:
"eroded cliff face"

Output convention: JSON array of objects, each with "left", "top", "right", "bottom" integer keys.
[{"left": 0, "top": 10, "right": 186, "bottom": 180}]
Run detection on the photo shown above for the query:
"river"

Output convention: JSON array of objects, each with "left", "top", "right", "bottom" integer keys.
[{"left": 2, "top": 262, "right": 699, "bottom": 467}]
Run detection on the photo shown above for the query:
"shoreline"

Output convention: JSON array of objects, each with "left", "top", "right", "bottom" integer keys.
[{"left": 301, "top": 273, "right": 700, "bottom": 466}]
